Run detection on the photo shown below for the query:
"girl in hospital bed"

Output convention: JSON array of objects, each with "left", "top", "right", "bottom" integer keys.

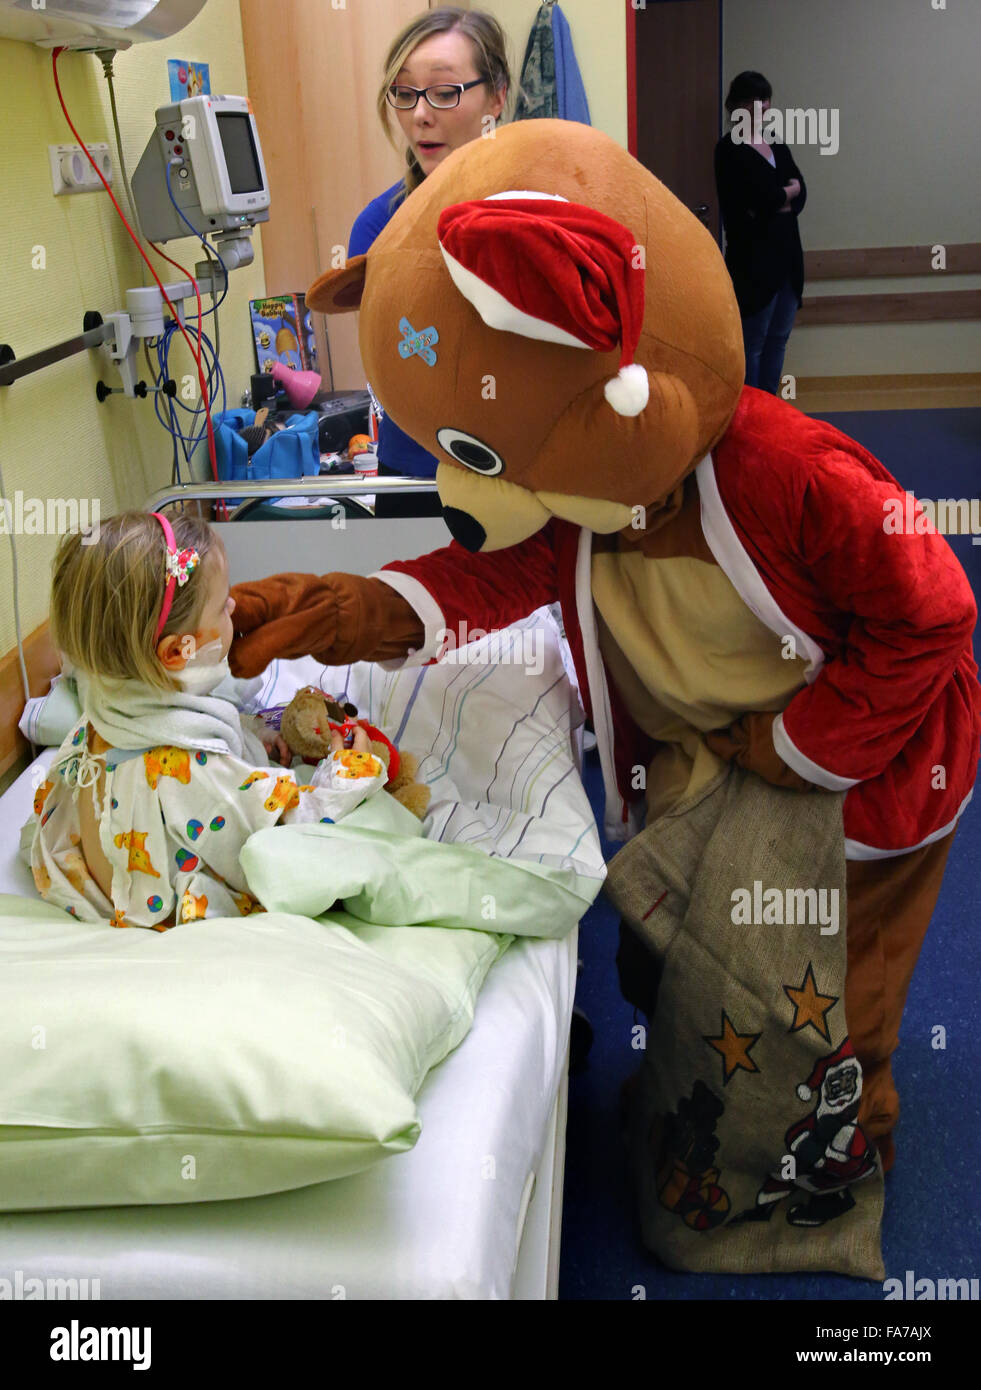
[{"left": 25, "top": 511, "right": 387, "bottom": 930}]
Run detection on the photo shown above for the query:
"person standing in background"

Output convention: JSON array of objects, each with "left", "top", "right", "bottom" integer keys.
[
  {"left": 714, "top": 71, "right": 807, "bottom": 394},
  {"left": 348, "top": 7, "right": 511, "bottom": 518}
]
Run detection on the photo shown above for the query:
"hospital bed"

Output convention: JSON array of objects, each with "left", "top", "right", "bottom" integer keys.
[{"left": 0, "top": 485, "right": 598, "bottom": 1300}]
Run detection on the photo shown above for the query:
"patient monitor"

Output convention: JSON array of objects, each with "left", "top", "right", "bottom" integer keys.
[
  {"left": 100, "top": 94, "right": 270, "bottom": 393},
  {"left": 132, "top": 95, "right": 269, "bottom": 270}
]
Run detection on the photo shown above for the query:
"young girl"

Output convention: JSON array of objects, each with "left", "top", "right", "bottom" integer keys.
[{"left": 26, "top": 510, "right": 387, "bottom": 930}]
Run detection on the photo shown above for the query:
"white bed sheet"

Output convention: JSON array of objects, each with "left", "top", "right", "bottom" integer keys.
[{"left": 0, "top": 621, "right": 593, "bottom": 1298}]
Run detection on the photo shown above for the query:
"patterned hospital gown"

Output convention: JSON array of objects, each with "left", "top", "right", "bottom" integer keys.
[{"left": 26, "top": 720, "right": 387, "bottom": 930}]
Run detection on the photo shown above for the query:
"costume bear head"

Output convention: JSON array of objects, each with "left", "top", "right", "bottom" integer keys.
[{"left": 308, "top": 119, "right": 744, "bottom": 552}]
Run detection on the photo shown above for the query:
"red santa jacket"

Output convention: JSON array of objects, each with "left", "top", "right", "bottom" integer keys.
[{"left": 377, "top": 389, "right": 981, "bottom": 858}]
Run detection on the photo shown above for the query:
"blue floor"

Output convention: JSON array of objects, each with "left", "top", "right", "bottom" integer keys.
[{"left": 558, "top": 407, "right": 981, "bottom": 1299}]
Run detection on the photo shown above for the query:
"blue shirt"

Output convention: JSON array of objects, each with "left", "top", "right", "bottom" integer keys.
[{"left": 348, "top": 180, "right": 439, "bottom": 479}]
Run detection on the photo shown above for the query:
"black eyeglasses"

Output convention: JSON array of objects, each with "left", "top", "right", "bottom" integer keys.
[{"left": 387, "top": 78, "right": 488, "bottom": 111}]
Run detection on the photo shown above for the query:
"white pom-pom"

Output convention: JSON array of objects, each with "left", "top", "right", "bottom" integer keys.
[
  {"left": 796, "top": 1084, "right": 812, "bottom": 1103},
  {"left": 604, "top": 363, "right": 649, "bottom": 417}
]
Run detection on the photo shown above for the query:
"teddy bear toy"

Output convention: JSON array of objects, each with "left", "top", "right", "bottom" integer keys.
[{"left": 280, "top": 686, "right": 431, "bottom": 820}]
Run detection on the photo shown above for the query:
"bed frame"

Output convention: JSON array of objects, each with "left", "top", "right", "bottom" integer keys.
[{"left": 513, "top": 1038, "right": 571, "bottom": 1299}]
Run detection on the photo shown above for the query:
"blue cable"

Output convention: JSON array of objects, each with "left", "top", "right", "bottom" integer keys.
[
  {"left": 144, "top": 162, "right": 245, "bottom": 477},
  {"left": 153, "top": 321, "right": 226, "bottom": 444},
  {"left": 156, "top": 321, "right": 225, "bottom": 423},
  {"left": 164, "top": 160, "right": 229, "bottom": 317},
  {"left": 148, "top": 320, "right": 227, "bottom": 485},
  {"left": 159, "top": 161, "right": 233, "bottom": 482}
]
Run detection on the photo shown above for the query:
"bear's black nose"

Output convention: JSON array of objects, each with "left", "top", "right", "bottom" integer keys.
[{"left": 442, "top": 507, "right": 486, "bottom": 553}]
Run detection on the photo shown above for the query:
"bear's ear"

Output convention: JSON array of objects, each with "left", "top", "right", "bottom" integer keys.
[{"left": 307, "top": 254, "right": 367, "bottom": 313}]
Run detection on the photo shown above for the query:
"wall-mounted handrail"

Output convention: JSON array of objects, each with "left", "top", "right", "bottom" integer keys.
[
  {"left": 0, "top": 313, "right": 110, "bottom": 388},
  {"left": 804, "top": 242, "right": 981, "bottom": 280}
]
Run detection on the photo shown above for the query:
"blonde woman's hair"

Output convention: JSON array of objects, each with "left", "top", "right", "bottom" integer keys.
[
  {"left": 378, "top": 6, "right": 512, "bottom": 207},
  {"left": 50, "top": 510, "right": 217, "bottom": 692}
]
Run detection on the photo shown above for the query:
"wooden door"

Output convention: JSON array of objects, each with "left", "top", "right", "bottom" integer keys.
[
  {"left": 240, "top": 0, "right": 430, "bottom": 390},
  {"left": 627, "top": 0, "right": 722, "bottom": 243}
]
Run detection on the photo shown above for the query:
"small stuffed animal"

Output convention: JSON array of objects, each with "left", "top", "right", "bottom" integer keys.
[{"left": 280, "top": 686, "right": 431, "bottom": 820}]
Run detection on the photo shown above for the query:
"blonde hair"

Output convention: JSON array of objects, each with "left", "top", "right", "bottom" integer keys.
[
  {"left": 377, "top": 6, "right": 512, "bottom": 206},
  {"left": 50, "top": 510, "right": 217, "bottom": 692}
]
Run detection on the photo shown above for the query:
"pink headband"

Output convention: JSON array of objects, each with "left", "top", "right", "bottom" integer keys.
[{"left": 151, "top": 511, "right": 200, "bottom": 641}]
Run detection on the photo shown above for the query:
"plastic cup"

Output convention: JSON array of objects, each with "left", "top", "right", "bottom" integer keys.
[{"left": 351, "top": 451, "right": 378, "bottom": 480}]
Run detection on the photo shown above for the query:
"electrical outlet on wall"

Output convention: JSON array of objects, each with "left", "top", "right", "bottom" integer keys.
[{"left": 49, "top": 143, "right": 113, "bottom": 196}]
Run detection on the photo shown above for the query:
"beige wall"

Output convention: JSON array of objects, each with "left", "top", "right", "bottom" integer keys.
[
  {"left": 0, "top": 0, "right": 264, "bottom": 654},
  {"left": 479, "top": 0, "right": 627, "bottom": 147},
  {"left": 724, "top": 0, "right": 981, "bottom": 376}
]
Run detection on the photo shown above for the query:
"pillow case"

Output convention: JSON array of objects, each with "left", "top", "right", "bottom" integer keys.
[{"left": 0, "top": 894, "right": 504, "bottom": 1211}]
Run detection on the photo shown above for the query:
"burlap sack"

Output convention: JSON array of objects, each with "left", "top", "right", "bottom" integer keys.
[{"left": 605, "top": 763, "right": 884, "bottom": 1279}]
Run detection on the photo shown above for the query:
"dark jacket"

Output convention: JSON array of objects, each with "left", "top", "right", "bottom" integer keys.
[{"left": 713, "top": 132, "right": 806, "bottom": 315}]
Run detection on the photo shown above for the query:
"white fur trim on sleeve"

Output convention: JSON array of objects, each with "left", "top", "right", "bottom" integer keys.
[
  {"left": 370, "top": 569, "right": 448, "bottom": 669},
  {"left": 772, "top": 711, "right": 862, "bottom": 791}
]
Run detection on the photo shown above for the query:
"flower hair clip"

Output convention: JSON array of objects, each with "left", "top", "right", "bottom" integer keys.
[
  {"left": 152, "top": 513, "right": 202, "bottom": 641},
  {"left": 165, "top": 547, "right": 200, "bottom": 588}
]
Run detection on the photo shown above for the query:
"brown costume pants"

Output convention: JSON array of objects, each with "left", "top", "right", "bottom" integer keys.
[
  {"left": 843, "top": 832, "right": 954, "bottom": 1170},
  {"left": 617, "top": 830, "right": 955, "bottom": 1173}
]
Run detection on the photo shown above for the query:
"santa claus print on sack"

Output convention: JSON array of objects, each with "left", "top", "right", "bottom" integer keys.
[{"left": 731, "top": 1038, "right": 878, "bottom": 1229}]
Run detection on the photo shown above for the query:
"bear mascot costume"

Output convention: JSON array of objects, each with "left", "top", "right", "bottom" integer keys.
[{"left": 229, "top": 120, "right": 979, "bottom": 1276}]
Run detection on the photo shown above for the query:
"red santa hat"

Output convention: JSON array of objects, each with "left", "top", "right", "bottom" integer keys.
[
  {"left": 796, "top": 1038, "right": 857, "bottom": 1103},
  {"left": 436, "top": 193, "right": 649, "bottom": 417}
]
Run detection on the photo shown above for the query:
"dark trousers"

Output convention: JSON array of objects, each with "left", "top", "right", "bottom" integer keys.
[
  {"left": 373, "top": 460, "right": 443, "bottom": 518},
  {"left": 740, "top": 278, "right": 799, "bottom": 394}
]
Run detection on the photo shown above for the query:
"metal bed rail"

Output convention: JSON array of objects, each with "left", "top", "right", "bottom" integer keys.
[{"left": 144, "top": 476, "right": 440, "bottom": 512}]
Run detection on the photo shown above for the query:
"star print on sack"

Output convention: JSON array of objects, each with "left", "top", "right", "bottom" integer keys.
[
  {"left": 783, "top": 963, "right": 838, "bottom": 1042},
  {"left": 703, "top": 1010, "right": 762, "bottom": 1086}
]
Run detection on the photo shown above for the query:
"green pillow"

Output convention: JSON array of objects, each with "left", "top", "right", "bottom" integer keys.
[{"left": 0, "top": 894, "right": 504, "bottom": 1210}]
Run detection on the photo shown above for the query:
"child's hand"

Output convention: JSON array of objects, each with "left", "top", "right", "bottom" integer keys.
[
  {"left": 328, "top": 724, "right": 371, "bottom": 755},
  {"left": 260, "top": 727, "right": 292, "bottom": 766},
  {"left": 350, "top": 725, "right": 372, "bottom": 754}
]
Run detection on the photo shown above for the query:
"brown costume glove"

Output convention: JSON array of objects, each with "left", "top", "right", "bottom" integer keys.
[
  {"left": 703, "top": 711, "right": 819, "bottom": 793},
  {"left": 229, "top": 572, "right": 426, "bottom": 677}
]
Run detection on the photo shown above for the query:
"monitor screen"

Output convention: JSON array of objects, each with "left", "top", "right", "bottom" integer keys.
[{"left": 216, "top": 112, "right": 263, "bottom": 195}]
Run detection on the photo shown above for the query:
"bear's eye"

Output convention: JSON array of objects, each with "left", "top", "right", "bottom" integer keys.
[{"left": 436, "top": 428, "right": 504, "bottom": 475}]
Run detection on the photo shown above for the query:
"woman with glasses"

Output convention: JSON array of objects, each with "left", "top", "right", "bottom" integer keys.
[{"left": 348, "top": 7, "right": 511, "bottom": 519}]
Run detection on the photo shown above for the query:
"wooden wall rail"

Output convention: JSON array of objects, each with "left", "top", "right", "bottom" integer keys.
[
  {"left": 798, "top": 289, "right": 981, "bottom": 326},
  {"left": 799, "top": 242, "right": 981, "bottom": 325},
  {"left": 805, "top": 243, "right": 981, "bottom": 279}
]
